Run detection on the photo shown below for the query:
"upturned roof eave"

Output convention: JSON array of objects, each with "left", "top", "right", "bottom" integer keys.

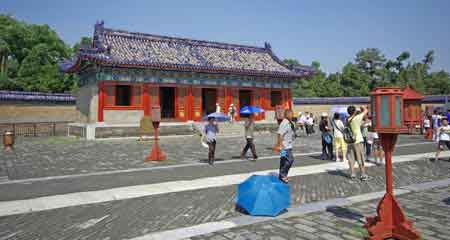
[{"left": 60, "top": 55, "right": 313, "bottom": 79}]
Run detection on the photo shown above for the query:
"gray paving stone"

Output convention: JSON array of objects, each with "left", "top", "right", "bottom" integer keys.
[
  {"left": 0, "top": 133, "right": 433, "bottom": 180},
  {"left": 293, "top": 223, "right": 317, "bottom": 233},
  {"left": 190, "top": 186, "right": 450, "bottom": 240}
]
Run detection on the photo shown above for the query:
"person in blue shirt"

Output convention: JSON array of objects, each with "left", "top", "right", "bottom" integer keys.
[
  {"left": 447, "top": 109, "right": 450, "bottom": 124},
  {"left": 204, "top": 117, "right": 219, "bottom": 165}
]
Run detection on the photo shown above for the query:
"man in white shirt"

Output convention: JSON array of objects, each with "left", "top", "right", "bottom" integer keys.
[
  {"left": 435, "top": 118, "right": 450, "bottom": 161},
  {"left": 275, "top": 109, "right": 296, "bottom": 183}
]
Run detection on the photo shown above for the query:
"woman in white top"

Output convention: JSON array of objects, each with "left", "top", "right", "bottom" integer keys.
[
  {"left": 331, "top": 112, "right": 347, "bottom": 162},
  {"left": 435, "top": 118, "right": 450, "bottom": 161}
]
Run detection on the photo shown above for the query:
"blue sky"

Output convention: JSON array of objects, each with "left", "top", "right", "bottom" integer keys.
[{"left": 1, "top": 0, "right": 449, "bottom": 73}]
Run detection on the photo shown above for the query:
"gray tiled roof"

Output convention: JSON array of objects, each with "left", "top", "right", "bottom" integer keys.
[{"left": 61, "top": 22, "right": 314, "bottom": 78}]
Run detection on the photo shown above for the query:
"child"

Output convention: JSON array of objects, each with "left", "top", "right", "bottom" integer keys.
[
  {"left": 371, "top": 131, "right": 384, "bottom": 165},
  {"left": 204, "top": 117, "right": 219, "bottom": 165}
]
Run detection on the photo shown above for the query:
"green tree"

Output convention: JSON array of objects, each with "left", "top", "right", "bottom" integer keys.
[
  {"left": 355, "top": 48, "right": 386, "bottom": 89},
  {"left": 0, "top": 38, "right": 10, "bottom": 75},
  {"left": 340, "top": 63, "right": 370, "bottom": 96}
]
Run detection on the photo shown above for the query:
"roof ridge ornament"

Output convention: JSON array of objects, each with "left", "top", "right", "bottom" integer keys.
[{"left": 95, "top": 20, "right": 105, "bottom": 31}]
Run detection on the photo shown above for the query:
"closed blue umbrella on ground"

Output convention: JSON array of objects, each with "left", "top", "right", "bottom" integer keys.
[
  {"left": 202, "top": 112, "right": 230, "bottom": 122},
  {"left": 240, "top": 106, "right": 264, "bottom": 114},
  {"left": 236, "top": 175, "right": 290, "bottom": 217}
]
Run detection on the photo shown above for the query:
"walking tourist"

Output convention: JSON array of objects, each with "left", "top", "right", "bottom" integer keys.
[
  {"left": 332, "top": 112, "right": 347, "bottom": 162},
  {"left": 319, "top": 113, "right": 333, "bottom": 160},
  {"left": 241, "top": 114, "right": 258, "bottom": 161},
  {"left": 423, "top": 115, "right": 431, "bottom": 135},
  {"left": 228, "top": 104, "right": 236, "bottom": 123},
  {"left": 434, "top": 118, "right": 450, "bottom": 161},
  {"left": 275, "top": 109, "right": 297, "bottom": 183},
  {"left": 204, "top": 117, "right": 219, "bottom": 165},
  {"left": 432, "top": 110, "right": 441, "bottom": 141},
  {"left": 297, "top": 112, "right": 306, "bottom": 134},
  {"left": 346, "top": 106, "right": 369, "bottom": 181},
  {"left": 305, "top": 113, "right": 314, "bottom": 136}
]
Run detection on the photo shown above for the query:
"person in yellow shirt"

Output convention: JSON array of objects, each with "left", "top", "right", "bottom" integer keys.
[{"left": 347, "top": 105, "right": 369, "bottom": 181}]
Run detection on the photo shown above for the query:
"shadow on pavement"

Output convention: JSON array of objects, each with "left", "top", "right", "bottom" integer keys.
[
  {"left": 443, "top": 197, "right": 450, "bottom": 205},
  {"left": 326, "top": 169, "right": 351, "bottom": 179},
  {"left": 326, "top": 205, "right": 365, "bottom": 223}
]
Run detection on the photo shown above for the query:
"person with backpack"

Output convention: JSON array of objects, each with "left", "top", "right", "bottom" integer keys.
[
  {"left": 274, "top": 109, "right": 297, "bottom": 183},
  {"left": 332, "top": 112, "right": 347, "bottom": 162},
  {"left": 345, "top": 105, "right": 369, "bottom": 181},
  {"left": 319, "top": 113, "right": 333, "bottom": 160}
]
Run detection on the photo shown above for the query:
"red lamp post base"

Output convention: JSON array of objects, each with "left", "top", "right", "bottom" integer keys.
[
  {"left": 146, "top": 139, "right": 166, "bottom": 161},
  {"left": 365, "top": 192, "right": 420, "bottom": 240}
]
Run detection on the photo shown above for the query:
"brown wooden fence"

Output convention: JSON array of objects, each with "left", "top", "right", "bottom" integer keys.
[{"left": 0, "top": 121, "right": 72, "bottom": 137}]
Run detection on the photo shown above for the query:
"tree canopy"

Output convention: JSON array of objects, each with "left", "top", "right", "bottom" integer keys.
[
  {"left": 0, "top": 14, "right": 89, "bottom": 93},
  {"left": 286, "top": 48, "right": 450, "bottom": 97}
]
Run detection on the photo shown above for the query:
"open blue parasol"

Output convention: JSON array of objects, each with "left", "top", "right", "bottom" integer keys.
[
  {"left": 240, "top": 106, "right": 265, "bottom": 114},
  {"left": 236, "top": 175, "right": 290, "bottom": 217},
  {"left": 202, "top": 112, "right": 230, "bottom": 122}
]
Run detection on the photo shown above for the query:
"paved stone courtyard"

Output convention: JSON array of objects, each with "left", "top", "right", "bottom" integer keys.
[
  {"left": 189, "top": 186, "right": 450, "bottom": 240},
  {"left": 0, "top": 158, "right": 448, "bottom": 240},
  {"left": 0, "top": 132, "right": 434, "bottom": 180}
]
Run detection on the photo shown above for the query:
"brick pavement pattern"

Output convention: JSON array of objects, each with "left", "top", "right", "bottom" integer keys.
[
  {"left": 0, "top": 133, "right": 433, "bottom": 180},
  {"left": 189, "top": 186, "right": 450, "bottom": 240},
  {"left": 0, "top": 159, "right": 448, "bottom": 239}
]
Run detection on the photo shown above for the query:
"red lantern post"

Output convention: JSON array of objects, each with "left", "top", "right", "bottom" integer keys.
[
  {"left": 365, "top": 87, "right": 420, "bottom": 240},
  {"left": 146, "top": 106, "right": 166, "bottom": 161}
]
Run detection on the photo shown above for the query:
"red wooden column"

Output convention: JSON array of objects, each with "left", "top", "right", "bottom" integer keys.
[
  {"left": 287, "top": 89, "right": 293, "bottom": 110},
  {"left": 176, "top": 87, "right": 188, "bottom": 121},
  {"left": 98, "top": 81, "right": 105, "bottom": 122},
  {"left": 192, "top": 87, "right": 202, "bottom": 121},
  {"left": 187, "top": 86, "right": 194, "bottom": 120},
  {"left": 143, "top": 84, "right": 150, "bottom": 116}
]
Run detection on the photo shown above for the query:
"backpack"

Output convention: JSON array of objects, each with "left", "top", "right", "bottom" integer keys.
[{"left": 342, "top": 117, "right": 356, "bottom": 144}]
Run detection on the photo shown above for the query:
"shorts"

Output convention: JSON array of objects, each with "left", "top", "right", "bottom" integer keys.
[
  {"left": 334, "top": 137, "right": 347, "bottom": 152},
  {"left": 347, "top": 142, "right": 365, "bottom": 165},
  {"left": 438, "top": 140, "right": 450, "bottom": 150}
]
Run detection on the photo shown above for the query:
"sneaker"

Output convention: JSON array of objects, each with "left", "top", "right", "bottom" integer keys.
[
  {"left": 350, "top": 174, "right": 357, "bottom": 180},
  {"left": 279, "top": 177, "right": 289, "bottom": 184},
  {"left": 360, "top": 174, "right": 369, "bottom": 181}
]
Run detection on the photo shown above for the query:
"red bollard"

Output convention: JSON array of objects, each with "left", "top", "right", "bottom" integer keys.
[{"left": 145, "top": 106, "right": 166, "bottom": 162}]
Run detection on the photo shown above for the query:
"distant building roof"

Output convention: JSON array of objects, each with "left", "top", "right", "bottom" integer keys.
[
  {"left": 60, "top": 21, "right": 314, "bottom": 78},
  {"left": 403, "top": 86, "right": 423, "bottom": 100},
  {"left": 0, "top": 91, "right": 76, "bottom": 103},
  {"left": 294, "top": 95, "right": 449, "bottom": 105}
]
